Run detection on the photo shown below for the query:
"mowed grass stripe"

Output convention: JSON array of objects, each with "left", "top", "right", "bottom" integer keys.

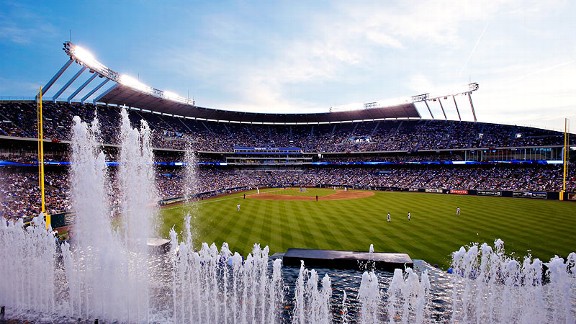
[
  {"left": 307, "top": 202, "right": 342, "bottom": 250},
  {"left": 248, "top": 200, "right": 272, "bottom": 248},
  {"left": 323, "top": 202, "right": 366, "bottom": 249},
  {"left": 240, "top": 199, "right": 271, "bottom": 251},
  {"left": 160, "top": 189, "right": 576, "bottom": 269},
  {"left": 277, "top": 202, "right": 294, "bottom": 252},
  {"left": 297, "top": 201, "right": 320, "bottom": 246},
  {"left": 288, "top": 202, "right": 317, "bottom": 248}
]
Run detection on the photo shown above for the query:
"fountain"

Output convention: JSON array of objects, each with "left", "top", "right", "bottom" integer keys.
[
  {"left": 62, "top": 112, "right": 154, "bottom": 322},
  {"left": 450, "top": 240, "right": 576, "bottom": 323},
  {"left": 1, "top": 109, "right": 575, "bottom": 323},
  {"left": 181, "top": 143, "right": 199, "bottom": 247}
]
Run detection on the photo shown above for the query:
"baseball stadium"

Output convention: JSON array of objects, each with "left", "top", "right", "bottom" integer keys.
[{"left": 0, "top": 41, "right": 575, "bottom": 323}]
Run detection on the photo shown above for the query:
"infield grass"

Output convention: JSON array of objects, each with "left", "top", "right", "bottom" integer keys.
[{"left": 159, "top": 188, "right": 576, "bottom": 269}]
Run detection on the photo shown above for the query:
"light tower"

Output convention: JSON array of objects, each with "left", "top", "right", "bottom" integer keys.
[{"left": 412, "top": 82, "right": 479, "bottom": 122}]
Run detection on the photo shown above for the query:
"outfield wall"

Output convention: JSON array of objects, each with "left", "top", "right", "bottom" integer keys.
[
  {"left": 53, "top": 185, "right": 573, "bottom": 230},
  {"left": 158, "top": 184, "right": 571, "bottom": 205},
  {"left": 453, "top": 189, "right": 559, "bottom": 200}
]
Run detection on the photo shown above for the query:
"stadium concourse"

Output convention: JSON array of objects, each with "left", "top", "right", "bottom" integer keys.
[{"left": 0, "top": 100, "right": 574, "bottom": 221}]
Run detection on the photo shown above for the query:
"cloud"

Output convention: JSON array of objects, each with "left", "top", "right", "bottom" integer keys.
[
  {"left": 473, "top": 58, "right": 576, "bottom": 130},
  {"left": 131, "top": 0, "right": 576, "bottom": 131},
  {"left": 365, "top": 30, "right": 404, "bottom": 49},
  {"left": 0, "top": 75, "right": 42, "bottom": 96},
  {"left": 159, "top": 2, "right": 494, "bottom": 110},
  {"left": 0, "top": 2, "right": 59, "bottom": 45},
  {"left": 0, "top": 26, "right": 32, "bottom": 44},
  {"left": 224, "top": 0, "right": 525, "bottom": 110}
]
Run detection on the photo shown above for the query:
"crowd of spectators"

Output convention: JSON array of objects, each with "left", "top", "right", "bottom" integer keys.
[
  {"left": 0, "top": 101, "right": 569, "bottom": 154},
  {"left": 0, "top": 167, "right": 70, "bottom": 219},
  {"left": 3, "top": 164, "right": 574, "bottom": 221},
  {"left": 188, "top": 165, "right": 573, "bottom": 193},
  {"left": 1, "top": 100, "right": 575, "bottom": 221}
]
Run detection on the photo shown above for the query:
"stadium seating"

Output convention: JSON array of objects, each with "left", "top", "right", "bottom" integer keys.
[
  {"left": 0, "top": 100, "right": 574, "bottom": 220},
  {"left": 0, "top": 101, "right": 568, "bottom": 152}
]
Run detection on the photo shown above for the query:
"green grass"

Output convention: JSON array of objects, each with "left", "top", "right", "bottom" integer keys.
[{"left": 159, "top": 189, "right": 576, "bottom": 269}]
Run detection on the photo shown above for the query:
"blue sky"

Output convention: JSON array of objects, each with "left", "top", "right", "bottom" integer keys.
[{"left": 1, "top": 0, "right": 575, "bottom": 131}]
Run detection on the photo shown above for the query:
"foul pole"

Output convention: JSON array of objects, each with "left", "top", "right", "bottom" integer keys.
[
  {"left": 37, "top": 87, "right": 50, "bottom": 229},
  {"left": 562, "top": 118, "right": 569, "bottom": 199}
]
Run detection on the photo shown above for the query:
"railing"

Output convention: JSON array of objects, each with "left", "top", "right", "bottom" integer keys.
[{"left": 0, "top": 96, "right": 36, "bottom": 101}]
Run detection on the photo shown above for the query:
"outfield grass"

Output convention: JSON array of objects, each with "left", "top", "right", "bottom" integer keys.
[{"left": 159, "top": 188, "right": 576, "bottom": 269}]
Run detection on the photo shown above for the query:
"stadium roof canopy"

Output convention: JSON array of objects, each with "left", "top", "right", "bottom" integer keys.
[
  {"left": 40, "top": 42, "right": 426, "bottom": 124},
  {"left": 98, "top": 85, "right": 420, "bottom": 123}
]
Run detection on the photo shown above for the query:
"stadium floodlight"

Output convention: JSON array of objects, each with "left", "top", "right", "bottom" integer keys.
[
  {"left": 411, "top": 93, "right": 429, "bottom": 102},
  {"left": 73, "top": 46, "right": 98, "bottom": 67},
  {"left": 119, "top": 74, "right": 153, "bottom": 94},
  {"left": 163, "top": 91, "right": 180, "bottom": 101},
  {"left": 469, "top": 82, "right": 479, "bottom": 92},
  {"left": 62, "top": 41, "right": 196, "bottom": 106},
  {"left": 467, "top": 82, "right": 479, "bottom": 122},
  {"left": 64, "top": 41, "right": 119, "bottom": 81},
  {"left": 411, "top": 83, "right": 479, "bottom": 122},
  {"left": 163, "top": 90, "right": 191, "bottom": 104},
  {"left": 364, "top": 102, "right": 377, "bottom": 109}
]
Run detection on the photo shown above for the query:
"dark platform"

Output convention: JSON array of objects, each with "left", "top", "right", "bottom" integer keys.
[
  {"left": 147, "top": 238, "right": 171, "bottom": 253},
  {"left": 283, "top": 248, "right": 412, "bottom": 271}
]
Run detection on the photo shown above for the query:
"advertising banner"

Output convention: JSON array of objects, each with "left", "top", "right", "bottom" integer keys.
[
  {"left": 450, "top": 189, "right": 468, "bottom": 195},
  {"left": 477, "top": 190, "right": 501, "bottom": 197},
  {"left": 513, "top": 192, "right": 547, "bottom": 199}
]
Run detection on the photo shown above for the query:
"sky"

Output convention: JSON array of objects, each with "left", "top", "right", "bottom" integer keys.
[{"left": 1, "top": 0, "right": 575, "bottom": 131}]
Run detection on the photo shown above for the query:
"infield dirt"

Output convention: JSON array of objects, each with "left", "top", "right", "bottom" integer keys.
[{"left": 247, "top": 190, "right": 374, "bottom": 201}]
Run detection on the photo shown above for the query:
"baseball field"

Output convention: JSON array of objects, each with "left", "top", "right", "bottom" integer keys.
[{"left": 159, "top": 188, "right": 576, "bottom": 269}]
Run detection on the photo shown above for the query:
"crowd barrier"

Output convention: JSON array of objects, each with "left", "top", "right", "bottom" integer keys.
[{"left": 366, "top": 186, "right": 569, "bottom": 201}]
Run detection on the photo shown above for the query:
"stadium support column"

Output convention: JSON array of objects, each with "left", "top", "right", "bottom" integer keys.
[
  {"left": 36, "top": 87, "right": 50, "bottom": 229},
  {"left": 52, "top": 66, "right": 87, "bottom": 102},
  {"left": 466, "top": 82, "right": 479, "bottom": 122},
  {"left": 424, "top": 101, "right": 434, "bottom": 119},
  {"left": 411, "top": 93, "right": 433, "bottom": 119},
  {"left": 81, "top": 79, "right": 110, "bottom": 104},
  {"left": 452, "top": 95, "right": 462, "bottom": 121},
  {"left": 67, "top": 73, "right": 97, "bottom": 103},
  {"left": 467, "top": 93, "right": 478, "bottom": 122},
  {"left": 42, "top": 59, "right": 73, "bottom": 95},
  {"left": 438, "top": 98, "right": 448, "bottom": 120},
  {"left": 93, "top": 82, "right": 117, "bottom": 104}
]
